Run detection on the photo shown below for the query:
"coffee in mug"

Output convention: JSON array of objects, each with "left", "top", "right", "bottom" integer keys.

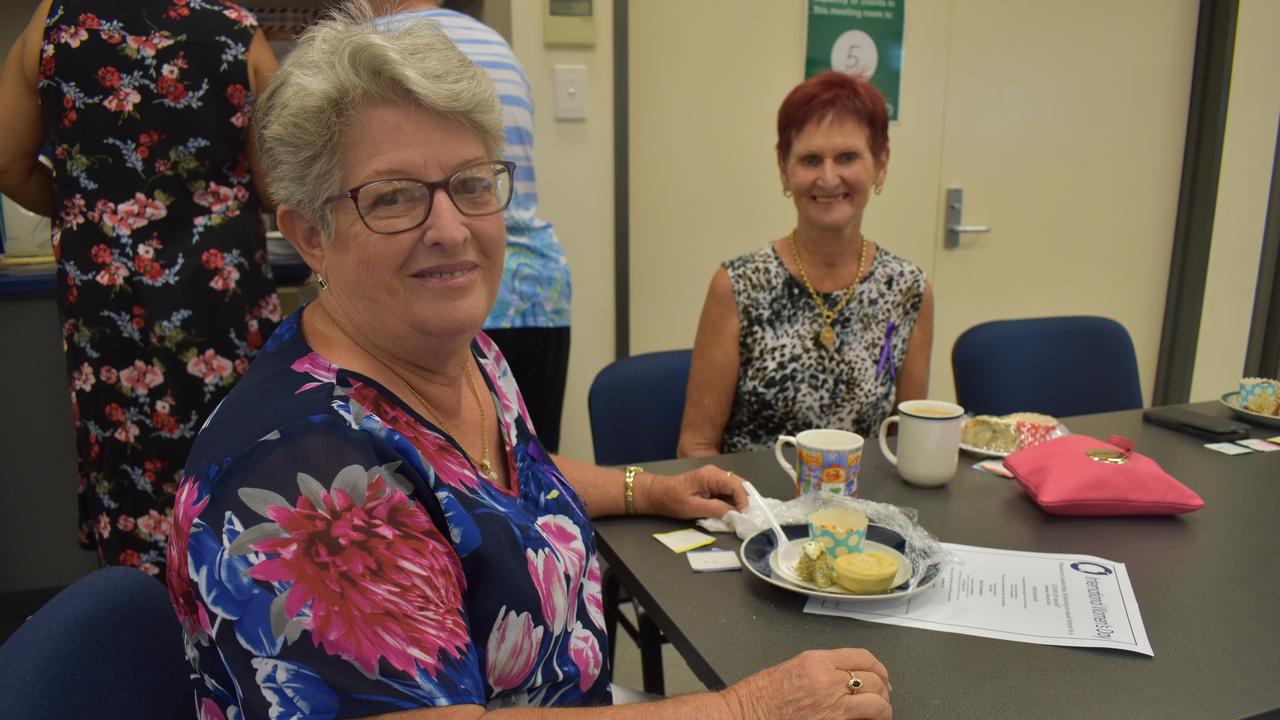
[
  {"left": 774, "top": 429, "right": 864, "bottom": 497},
  {"left": 878, "top": 400, "right": 965, "bottom": 487}
]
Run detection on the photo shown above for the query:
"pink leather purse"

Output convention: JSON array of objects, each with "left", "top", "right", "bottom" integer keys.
[{"left": 1004, "top": 434, "right": 1204, "bottom": 515}]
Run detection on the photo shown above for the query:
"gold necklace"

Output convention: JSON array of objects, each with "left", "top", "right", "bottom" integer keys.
[
  {"left": 381, "top": 358, "right": 497, "bottom": 481},
  {"left": 308, "top": 303, "right": 498, "bottom": 480},
  {"left": 789, "top": 230, "right": 871, "bottom": 350}
]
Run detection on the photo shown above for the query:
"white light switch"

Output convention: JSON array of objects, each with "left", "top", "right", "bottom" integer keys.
[{"left": 554, "top": 64, "right": 588, "bottom": 121}]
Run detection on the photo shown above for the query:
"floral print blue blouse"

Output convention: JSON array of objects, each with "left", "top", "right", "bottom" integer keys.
[{"left": 167, "top": 310, "right": 611, "bottom": 719}]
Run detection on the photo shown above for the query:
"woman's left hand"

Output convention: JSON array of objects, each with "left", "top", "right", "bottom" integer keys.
[{"left": 640, "top": 465, "right": 747, "bottom": 520}]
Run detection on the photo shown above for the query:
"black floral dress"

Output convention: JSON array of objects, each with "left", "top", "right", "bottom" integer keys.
[{"left": 37, "top": 0, "right": 279, "bottom": 576}]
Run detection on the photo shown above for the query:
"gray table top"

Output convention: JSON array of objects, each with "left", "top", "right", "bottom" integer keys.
[{"left": 593, "top": 402, "right": 1280, "bottom": 720}]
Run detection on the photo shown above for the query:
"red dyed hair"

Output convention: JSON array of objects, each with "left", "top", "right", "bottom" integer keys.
[{"left": 776, "top": 71, "right": 889, "bottom": 165}]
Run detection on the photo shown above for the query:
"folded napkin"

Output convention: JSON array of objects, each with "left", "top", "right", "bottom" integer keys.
[{"left": 697, "top": 495, "right": 805, "bottom": 540}]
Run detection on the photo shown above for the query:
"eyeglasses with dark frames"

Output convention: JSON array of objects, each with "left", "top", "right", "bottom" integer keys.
[{"left": 322, "top": 160, "right": 516, "bottom": 235}]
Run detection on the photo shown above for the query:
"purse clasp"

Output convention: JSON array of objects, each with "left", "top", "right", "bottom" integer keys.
[{"left": 1086, "top": 449, "right": 1129, "bottom": 464}]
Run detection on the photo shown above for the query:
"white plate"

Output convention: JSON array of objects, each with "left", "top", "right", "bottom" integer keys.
[
  {"left": 960, "top": 442, "right": 1008, "bottom": 458},
  {"left": 739, "top": 525, "right": 942, "bottom": 602},
  {"left": 770, "top": 539, "right": 911, "bottom": 596},
  {"left": 1220, "top": 391, "right": 1280, "bottom": 429}
]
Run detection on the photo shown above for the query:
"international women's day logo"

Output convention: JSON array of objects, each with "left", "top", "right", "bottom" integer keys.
[
  {"left": 1070, "top": 561, "right": 1115, "bottom": 576},
  {"left": 1072, "top": 561, "right": 1119, "bottom": 640}
]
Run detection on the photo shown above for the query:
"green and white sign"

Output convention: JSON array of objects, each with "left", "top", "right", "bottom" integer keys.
[{"left": 805, "top": 0, "right": 904, "bottom": 121}]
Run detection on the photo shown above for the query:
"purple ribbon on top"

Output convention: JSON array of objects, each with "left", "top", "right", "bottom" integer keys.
[{"left": 876, "top": 320, "right": 898, "bottom": 382}]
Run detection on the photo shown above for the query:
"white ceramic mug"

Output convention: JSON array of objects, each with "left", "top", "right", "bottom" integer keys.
[
  {"left": 774, "top": 429, "right": 865, "bottom": 498},
  {"left": 878, "top": 400, "right": 965, "bottom": 487}
]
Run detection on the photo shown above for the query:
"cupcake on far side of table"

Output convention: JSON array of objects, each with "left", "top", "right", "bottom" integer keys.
[
  {"left": 960, "top": 415, "right": 1019, "bottom": 454},
  {"left": 961, "top": 412, "right": 1060, "bottom": 453},
  {"left": 1239, "top": 377, "right": 1280, "bottom": 416},
  {"left": 1008, "top": 411, "right": 1060, "bottom": 449}
]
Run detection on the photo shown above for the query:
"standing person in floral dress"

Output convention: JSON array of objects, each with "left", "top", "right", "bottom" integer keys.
[{"left": 0, "top": 0, "right": 280, "bottom": 577}]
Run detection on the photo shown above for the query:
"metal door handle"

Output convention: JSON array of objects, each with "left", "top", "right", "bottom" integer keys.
[{"left": 944, "top": 187, "right": 991, "bottom": 248}]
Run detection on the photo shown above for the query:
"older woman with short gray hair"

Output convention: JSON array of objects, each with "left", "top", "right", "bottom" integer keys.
[
  {"left": 166, "top": 4, "right": 892, "bottom": 719},
  {"left": 256, "top": 8, "right": 503, "bottom": 233}
]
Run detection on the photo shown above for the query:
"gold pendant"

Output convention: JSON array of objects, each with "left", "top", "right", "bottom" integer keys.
[
  {"left": 819, "top": 325, "right": 837, "bottom": 349},
  {"left": 480, "top": 459, "right": 497, "bottom": 481}
]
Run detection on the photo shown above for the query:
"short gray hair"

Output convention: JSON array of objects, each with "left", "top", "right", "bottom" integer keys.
[{"left": 255, "top": 1, "right": 503, "bottom": 233}]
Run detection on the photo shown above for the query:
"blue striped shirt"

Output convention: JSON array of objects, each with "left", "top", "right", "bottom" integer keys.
[{"left": 385, "top": 9, "right": 571, "bottom": 328}]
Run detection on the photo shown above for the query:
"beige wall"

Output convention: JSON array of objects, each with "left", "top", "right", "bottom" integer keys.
[
  {"left": 508, "top": 2, "right": 614, "bottom": 461},
  {"left": 1190, "top": 0, "right": 1280, "bottom": 400},
  {"left": 629, "top": 3, "right": 807, "bottom": 354}
]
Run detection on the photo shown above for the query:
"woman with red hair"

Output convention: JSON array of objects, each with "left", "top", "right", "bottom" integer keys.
[{"left": 680, "top": 72, "right": 934, "bottom": 457}]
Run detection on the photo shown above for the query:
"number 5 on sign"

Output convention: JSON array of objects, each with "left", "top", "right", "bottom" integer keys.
[
  {"left": 805, "top": 0, "right": 905, "bottom": 121},
  {"left": 833, "top": 29, "right": 878, "bottom": 77}
]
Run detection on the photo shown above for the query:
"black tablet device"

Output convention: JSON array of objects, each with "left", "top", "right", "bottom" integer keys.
[{"left": 1142, "top": 406, "right": 1251, "bottom": 442}]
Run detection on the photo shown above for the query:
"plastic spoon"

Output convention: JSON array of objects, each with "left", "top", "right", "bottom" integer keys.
[{"left": 742, "top": 481, "right": 800, "bottom": 569}]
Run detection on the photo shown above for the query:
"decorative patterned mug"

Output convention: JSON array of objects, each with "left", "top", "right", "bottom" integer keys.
[{"left": 774, "top": 428, "right": 864, "bottom": 498}]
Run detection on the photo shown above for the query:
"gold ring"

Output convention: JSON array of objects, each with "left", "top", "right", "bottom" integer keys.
[{"left": 846, "top": 672, "right": 863, "bottom": 694}]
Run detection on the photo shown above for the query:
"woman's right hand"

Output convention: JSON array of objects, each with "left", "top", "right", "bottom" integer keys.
[{"left": 719, "top": 648, "right": 892, "bottom": 720}]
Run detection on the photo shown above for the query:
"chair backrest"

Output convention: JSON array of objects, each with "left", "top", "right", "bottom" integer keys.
[
  {"left": 951, "top": 316, "right": 1144, "bottom": 418},
  {"left": 588, "top": 349, "right": 693, "bottom": 465},
  {"left": 0, "top": 567, "right": 194, "bottom": 720}
]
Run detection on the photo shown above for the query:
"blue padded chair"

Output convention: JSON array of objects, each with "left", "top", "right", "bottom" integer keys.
[
  {"left": 951, "top": 316, "right": 1144, "bottom": 418},
  {"left": 587, "top": 349, "right": 692, "bottom": 696},
  {"left": 0, "top": 567, "right": 194, "bottom": 719},
  {"left": 588, "top": 349, "right": 693, "bottom": 466}
]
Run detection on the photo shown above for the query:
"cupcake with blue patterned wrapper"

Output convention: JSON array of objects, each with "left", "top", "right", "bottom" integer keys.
[
  {"left": 808, "top": 506, "right": 868, "bottom": 562},
  {"left": 1239, "top": 378, "right": 1279, "bottom": 416}
]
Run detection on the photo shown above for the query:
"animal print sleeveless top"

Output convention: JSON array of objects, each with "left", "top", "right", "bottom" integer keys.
[{"left": 721, "top": 244, "right": 926, "bottom": 453}]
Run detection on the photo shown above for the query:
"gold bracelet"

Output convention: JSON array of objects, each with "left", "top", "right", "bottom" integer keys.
[{"left": 624, "top": 465, "right": 643, "bottom": 515}]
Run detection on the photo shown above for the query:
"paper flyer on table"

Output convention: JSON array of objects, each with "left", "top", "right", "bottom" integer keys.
[{"left": 805, "top": 543, "right": 1154, "bottom": 656}]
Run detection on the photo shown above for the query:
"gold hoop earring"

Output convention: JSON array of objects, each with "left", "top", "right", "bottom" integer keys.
[
  {"left": 783, "top": 189, "right": 793, "bottom": 198},
  {"left": 314, "top": 273, "right": 328, "bottom": 290},
  {"left": 874, "top": 184, "right": 884, "bottom": 196}
]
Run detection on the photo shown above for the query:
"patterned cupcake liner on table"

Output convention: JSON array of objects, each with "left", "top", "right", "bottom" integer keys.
[
  {"left": 1015, "top": 419, "right": 1058, "bottom": 449},
  {"left": 1239, "top": 378, "right": 1279, "bottom": 416}
]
